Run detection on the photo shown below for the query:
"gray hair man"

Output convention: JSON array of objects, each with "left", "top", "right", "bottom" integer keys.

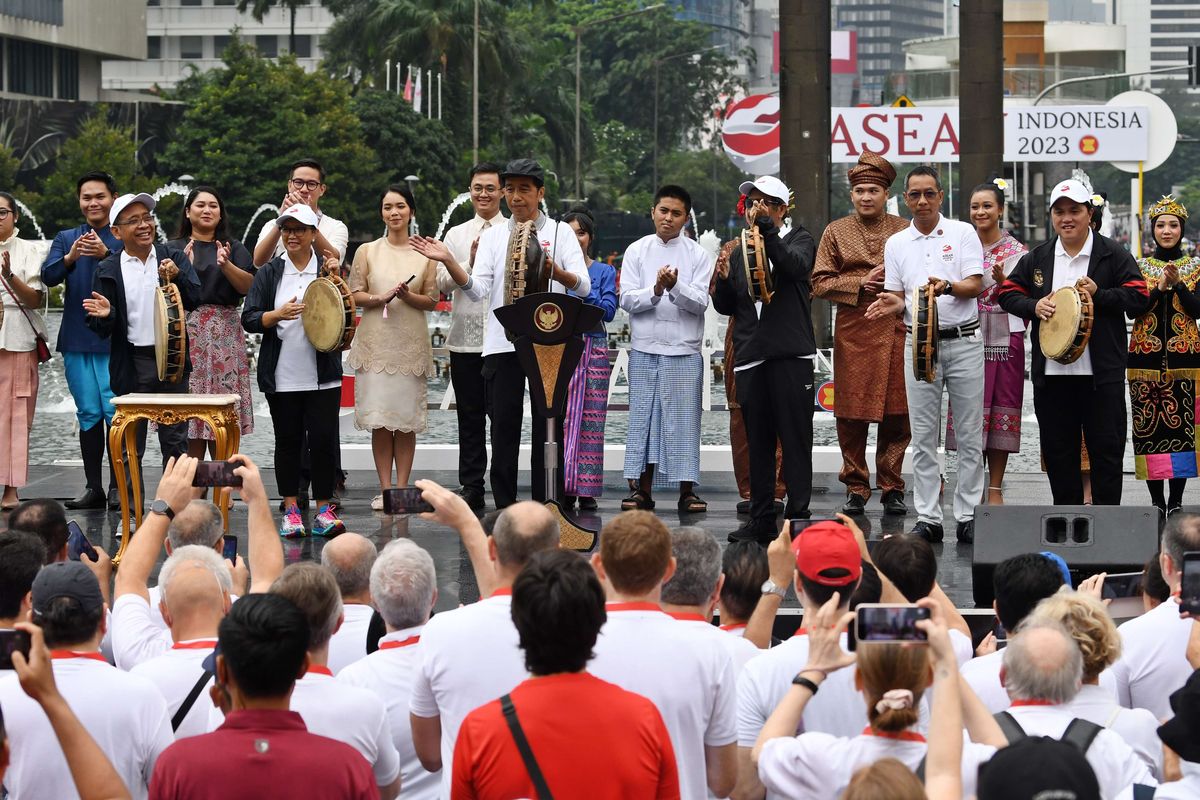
[
  {"left": 321, "top": 532, "right": 378, "bottom": 673},
  {"left": 338, "top": 539, "right": 439, "bottom": 799},
  {"left": 999, "top": 622, "right": 1153, "bottom": 797}
]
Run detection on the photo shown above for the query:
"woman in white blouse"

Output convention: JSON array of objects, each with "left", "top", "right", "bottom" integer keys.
[{"left": 0, "top": 192, "right": 46, "bottom": 509}]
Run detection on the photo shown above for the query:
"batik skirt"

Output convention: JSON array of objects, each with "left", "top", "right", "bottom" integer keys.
[
  {"left": 563, "top": 337, "right": 611, "bottom": 497},
  {"left": 1130, "top": 373, "right": 1200, "bottom": 480},
  {"left": 186, "top": 304, "right": 254, "bottom": 439}
]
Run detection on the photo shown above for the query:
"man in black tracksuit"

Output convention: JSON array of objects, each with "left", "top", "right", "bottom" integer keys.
[{"left": 714, "top": 176, "right": 817, "bottom": 543}]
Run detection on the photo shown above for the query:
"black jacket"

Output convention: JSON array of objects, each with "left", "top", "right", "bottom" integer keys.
[
  {"left": 997, "top": 232, "right": 1147, "bottom": 387},
  {"left": 242, "top": 253, "right": 343, "bottom": 394},
  {"left": 87, "top": 244, "right": 200, "bottom": 395},
  {"left": 712, "top": 219, "right": 817, "bottom": 365}
]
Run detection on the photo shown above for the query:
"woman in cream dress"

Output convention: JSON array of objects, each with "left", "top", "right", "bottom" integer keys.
[{"left": 347, "top": 185, "right": 438, "bottom": 509}]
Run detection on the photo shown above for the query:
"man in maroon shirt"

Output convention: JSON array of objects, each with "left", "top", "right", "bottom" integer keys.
[
  {"left": 452, "top": 549, "right": 680, "bottom": 799},
  {"left": 148, "top": 593, "right": 379, "bottom": 800}
]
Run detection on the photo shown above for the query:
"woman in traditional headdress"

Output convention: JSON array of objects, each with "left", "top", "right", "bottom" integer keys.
[{"left": 1128, "top": 195, "right": 1200, "bottom": 513}]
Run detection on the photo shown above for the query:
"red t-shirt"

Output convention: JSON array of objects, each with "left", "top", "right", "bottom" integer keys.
[
  {"left": 452, "top": 672, "right": 680, "bottom": 800},
  {"left": 149, "top": 709, "right": 379, "bottom": 800}
]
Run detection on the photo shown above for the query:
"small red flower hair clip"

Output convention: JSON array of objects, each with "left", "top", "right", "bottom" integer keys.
[{"left": 736, "top": 194, "right": 747, "bottom": 216}]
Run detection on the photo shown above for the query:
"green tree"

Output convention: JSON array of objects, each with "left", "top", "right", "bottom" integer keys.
[
  {"left": 160, "top": 41, "right": 380, "bottom": 243},
  {"left": 236, "top": 0, "right": 307, "bottom": 54}
]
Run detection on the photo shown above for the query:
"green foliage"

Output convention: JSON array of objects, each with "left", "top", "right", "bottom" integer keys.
[
  {"left": 158, "top": 41, "right": 380, "bottom": 244},
  {"left": 655, "top": 147, "right": 750, "bottom": 238},
  {"left": 0, "top": 143, "right": 19, "bottom": 189}
]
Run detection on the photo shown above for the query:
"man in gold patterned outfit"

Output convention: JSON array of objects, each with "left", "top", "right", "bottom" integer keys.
[{"left": 813, "top": 151, "right": 911, "bottom": 515}]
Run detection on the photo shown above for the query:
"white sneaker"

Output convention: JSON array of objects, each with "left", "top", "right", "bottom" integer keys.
[{"left": 371, "top": 494, "right": 384, "bottom": 511}]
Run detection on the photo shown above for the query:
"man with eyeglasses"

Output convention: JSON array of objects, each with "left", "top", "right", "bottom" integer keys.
[
  {"left": 41, "top": 171, "right": 123, "bottom": 510},
  {"left": 252, "top": 158, "right": 348, "bottom": 267},
  {"left": 434, "top": 162, "right": 507, "bottom": 512},
  {"left": 866, "top": 165, "right": 984, "bottom": 544},
  {"left": 84, "top": 193, "right": 200, "bottom": 479}
]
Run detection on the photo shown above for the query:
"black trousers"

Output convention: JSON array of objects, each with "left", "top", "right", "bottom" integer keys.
[
  {"left": 450, "top": 351, "right": 488, "bottom": 494},
  {"left": 1033, "top": 376, "right": 1125, "bottom": 505},
  {"left": 129, "top": 349, "right": 189, "bottom": 470},
  {"left": 266, "top": 387, "right": 340, "bottom": 501},
  {"left": 736, "top": 358, "right": 815, "bottom": 522},
  {"left": 483, "top": 352, "right": 562, "bottom": 507}
]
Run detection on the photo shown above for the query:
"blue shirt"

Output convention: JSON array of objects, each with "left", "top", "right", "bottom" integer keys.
[
  {"left": 42, "top": 223, "right": 122, "bottom": 353},
  {"left": 572, "top": 259, "right": 618, "bottom": 337}
]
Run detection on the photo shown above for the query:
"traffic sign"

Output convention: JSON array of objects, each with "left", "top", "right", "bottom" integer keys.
[{"left": 892, "top": 95, "right": 916, "bottom": 108}]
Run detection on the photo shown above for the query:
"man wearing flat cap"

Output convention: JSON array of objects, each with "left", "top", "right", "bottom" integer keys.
[{"left": 812, "top": 151, "right": 912, "bottom": 517}]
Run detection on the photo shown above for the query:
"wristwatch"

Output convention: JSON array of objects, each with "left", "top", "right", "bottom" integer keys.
[
  {"left": 761, "top": 579, "right": 786, "bottom": 599},
  {"left": 149, "top": 499, "right": 175, "bottom": 520}
]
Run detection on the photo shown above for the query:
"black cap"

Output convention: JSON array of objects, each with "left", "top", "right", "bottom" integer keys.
[
  {"left": 31, "top": 561, "right": 105, "bottom": 616},
  {"left": 1158, "top": 668, "right": 1200, "bottom": 763},
  {"left": 976, "top": 737, "right": 1100, "bottom": 800},
  {"left": 500, "top": 159, "right": 545, "bottom": 188}
]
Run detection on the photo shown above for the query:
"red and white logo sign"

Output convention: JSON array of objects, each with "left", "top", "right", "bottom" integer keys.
[
  {"left": 942, "top": 244, "right": 952, "bottom": 252},
  {"left": 721, "top": 94, "right": 780, "bottom": 176}
]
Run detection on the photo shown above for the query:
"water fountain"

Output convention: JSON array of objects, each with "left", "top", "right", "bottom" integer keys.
[
  {"left": 242, "top": 203, "right": 280, "bottom": 244},
  {"left": 150, "top": 182, "right": 192, "bottom": 242},
  {"left": 12, "top": 198, "right": 46, "bottom": 240},
  {"left": 433, "top": 192, "right": 472, "bottom": 240}
]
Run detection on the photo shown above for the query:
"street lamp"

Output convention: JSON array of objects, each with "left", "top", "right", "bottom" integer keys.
[
  {"left": 574, "top": 3, "right": 666, "bottom": 199},
  {"left": 653, "top": 44, "right": 726, "bottom": 190}
]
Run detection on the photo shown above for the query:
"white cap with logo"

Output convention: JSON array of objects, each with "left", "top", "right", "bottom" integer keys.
[
  {"left": 738, "top": 175, "right": 791, "bottom": 206},
  {"left": 276, "top": 204, "right": 320, "bottom": 228},
  {"left": 109, "top": 192, "right": 157, "bottom": 227},
  {"left": 1048, "top": 180, "right": 1092, "bottom": 209}
]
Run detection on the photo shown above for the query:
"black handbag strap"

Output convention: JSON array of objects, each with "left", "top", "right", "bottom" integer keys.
[
  {"left": 171, "top": 669, "right": 213, "bottom": 732},
  {"left": 500, "top": 694, "right": 554, "bottom": 800}
]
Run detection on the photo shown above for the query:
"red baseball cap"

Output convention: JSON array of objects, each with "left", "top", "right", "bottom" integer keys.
[{"left": 790, "top": 521, "right": 862, "bottom": 586}]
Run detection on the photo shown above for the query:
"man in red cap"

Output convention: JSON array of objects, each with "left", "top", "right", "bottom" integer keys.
[{"left": 813, "top": 151, "right": 912, "bottom": 517}]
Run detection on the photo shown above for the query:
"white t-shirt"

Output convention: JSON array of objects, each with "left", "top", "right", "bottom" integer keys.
[
  {"left": 338, "top": 625, "right": 438, "bottom": 800},
  {"left": 758, "top": 729, "right": 995, "bottom": 800},
  {"left": 618, "top": 233, "right": 716, "bottom": 355},
  {"left": 258, "top": 212, "right": 349, "bottom": 262},
  {"left": 670, "top": 614, "right": 762, "bottom": 674},
  {"left": 0, "top": 654, "right": 174, "bottom": 800},
  {"left": 129, "top": 638, "right": 220, "bottom": 740},
  {"left": 409, "top": 591, "right": 527, "bottom": 797},
  {"left": 960, "top": 649, "right": 1008, "bottom": 713},
  {"left": 1116, "top": 761, "right": 1200, "bottom": 800},
  {"left": 273, "top": 250, "right": 339, "bottom": 392},
  {"left": 328, "top": 603, "right": 375, "bottom": 675},
  {"left": 1004, "top": 704, "right": 1156, "bottom": 798},
  {"left": 111, "top": 593, "right": 174, "bottom": 670},
  {"left": 883, "top": 214, "right": 985, "bottom": 328},
  {"left": 587, "top": 604, "right": 738, "bottom": 800},
  {"left": 1062, "top": 683, "right": 1163, "bottom": 779},
  {"left": 1045, "top": 231, "right": 1095, "bottom": 376},
  {"left": 290, "top": 667, "right": 401, "bottom": 787},
  {"left": 1111, "top": 598, "right": 1196, "bottom": 720},
  {"left": 120, "top": 248, "right": 160, "bottom": 346}
]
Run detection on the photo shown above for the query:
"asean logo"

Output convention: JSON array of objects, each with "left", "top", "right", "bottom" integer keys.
[
  {"left": 535, "top": 302, "right": 563, "bottom": 334},
  {"left": 1079, "top": 135, "right": 1099, "bottom": 156}
]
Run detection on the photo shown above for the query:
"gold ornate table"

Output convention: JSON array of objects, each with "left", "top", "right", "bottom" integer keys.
[{"left": 109, "top": 393, "right": 242, "bottom": 565}]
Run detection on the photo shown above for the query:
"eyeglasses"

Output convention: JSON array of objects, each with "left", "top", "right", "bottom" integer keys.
[
  {"left": 0, "top": 209, "right": 12, "bottom": 219},
  {"left": 905, "top": 190, "right": 941, "bottom": 201},
  {"left": 115, "top": 214, "right": 154, "bottom": 228},
  {"left": 471, "top": 185, "right": 499, "bottom": 195},
  {"left": 761, "top": 198, "right": 785, "bottom": 208},
  {"left": 279, "top": 226, "right": 311, "bottom": 237},
  {"left": 289, "top": 178, "right": 322, "bottom": 191}
]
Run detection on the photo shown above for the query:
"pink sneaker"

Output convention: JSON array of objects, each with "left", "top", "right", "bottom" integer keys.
[{"left": 312, "top": 503, "right": 345, "bottom": 537}]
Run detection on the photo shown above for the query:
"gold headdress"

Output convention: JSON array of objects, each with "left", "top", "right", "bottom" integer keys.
[{"left": 1148, "top": 195, "right": 1188, "bottom": 222}]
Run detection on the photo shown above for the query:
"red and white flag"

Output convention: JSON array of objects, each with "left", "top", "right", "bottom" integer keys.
[
  {"left": 413, "top": 69, "right": 423, "bottom": 113},
  {"left": 403, "top": 65, "right": 412, "bottom": 102}
]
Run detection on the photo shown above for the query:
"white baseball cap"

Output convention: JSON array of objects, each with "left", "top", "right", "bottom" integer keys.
[
  {"left": 1048, "top": 180, "right": 1092, "bottom": 209},
  {"left": 738, "top": 175, "right": 791, "bottom": 206},
  {"left": 276, "top": 203, "right": 320, "bottom": 228},
  {"left": 109, "top": 192, "right": 156, "bottom": 227}
]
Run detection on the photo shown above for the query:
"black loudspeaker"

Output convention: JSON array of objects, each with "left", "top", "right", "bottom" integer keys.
[{"left": 971, "top": 505, "right": 1160, "bottom": 607}]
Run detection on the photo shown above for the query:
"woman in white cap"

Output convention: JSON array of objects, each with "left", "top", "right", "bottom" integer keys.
[{"left": 241, "top": 204, "right": 345, "bottom": 538}]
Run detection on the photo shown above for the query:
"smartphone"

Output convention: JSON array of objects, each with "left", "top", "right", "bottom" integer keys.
[
  {"left": 192, "top": 460, "right": 243, "bottom": 488},
  {"left": 1100, "top": 571, "right": 1145, "bottom": 601},
  {"left": 222, "top": 535, "right": 237, "bottom": 567},
  {"left": 790, "top": 517, "right": 847, "bottom": 533},
  {"left": 1182, "top": 552, "right": 1200, "bottom": 616},
  {"left": 66, "top": 520, "right": 98, "bottom": 563},
  {"left": 856, "top": 604, "right": 931, "bottom": 644},
  {"left": 382, "top": 487, "right": 434, "bottom": 515},
  {"left": 0, "top": 629, "right": 31, "bottom": 670}
]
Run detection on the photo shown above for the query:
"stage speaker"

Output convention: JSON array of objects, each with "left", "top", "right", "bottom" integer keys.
[{"left": 971, "top": 505, "right": 1160, "bottom": 607}]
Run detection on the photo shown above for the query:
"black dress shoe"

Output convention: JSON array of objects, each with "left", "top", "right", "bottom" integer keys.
[
  {"left": 841, "top": 493, "right": 867, "bottom": 515},
  {"left": 882, "top": 490, "right": 908, "bottom": 515},
  {"left": 456, "top": 487, "right": 486, "bottom": 512},
  {"left": 728, "top": 521, "right": 777, "bottom": 546},
  {"left": 107, "top": 487, "right": 121, "bottom": 510},
  {"left": 578, "top": 496, "right": 598, "bottom": 511},
  {"left": 65, "top": 488, "right": 106, "bottom": 510},
  {"left": 911, "top": 520, "right": 944, "bottom": 543},
  {"left": 956, "top": 519, "right": 974, "bottom": 544},
  {"left": 736, "top": 499, "right": 751, "bottom": 515}
]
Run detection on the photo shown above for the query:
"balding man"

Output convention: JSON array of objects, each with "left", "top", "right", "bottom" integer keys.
[
  {"left": 999, "top": 622, "right": 1153, "bottom": 797},
  {"left": 322, "top": 532, "right": 378, "bottom": 673},
  {"left": 409, "top": 499, "right": 558, "bottom": 797},
  {"left": 130, "top": 545, "right": 231, "bottom": 738}
]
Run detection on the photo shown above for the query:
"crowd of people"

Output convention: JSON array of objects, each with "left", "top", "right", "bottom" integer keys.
[{"left": 0, "top": 464, "right": 1197, "bottom": 799}]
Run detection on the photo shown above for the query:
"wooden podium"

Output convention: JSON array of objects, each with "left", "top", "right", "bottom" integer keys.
[{"left": 494, "top": 292, "right": 603, "bottom": 551}]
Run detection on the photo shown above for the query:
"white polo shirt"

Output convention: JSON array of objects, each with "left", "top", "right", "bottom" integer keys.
[
  {"left": 338, "top": 625, "right": 438, "bottom": 800},
  {"left": 409, "top": 590, "right": 527, "bottom": 797},
  {"left": 129, "top": 638, "right": 220, "bottom": 740},
  {"left": 0, "top": 654, "right": 174, "bottom": 800},
  {"left": 1111, "top": 598, "right": 1195, "bottom": 720},
  {"left": 618, "top": 233, "right": 715, "bottom": 356},
  {"left": 290, "top": 666, "right": 401, "bottom": 788},
  {"left": 883, "top": 214, "right": 984, "bottom": 328},
  {"left": 1045, "top": 231, "right": 1095, "bottom": 376},
  {"left": 758, "top": 729, "right": 995, "bottom": 800},
  {"left": 1004, "top": 704, "right": 1155, "bottom": 797},
  {"left": 960, "top": 649, "right": 1008, "bottom": 713},
  {"left": 111, "top": 593, "right": 175, "bottom": 670},
  {"left": 588, "top": 603, "right": 738, "bottom": 800},
  {"left": 121, "top": 248, "right": 160, "bottom": 346},
  {"left": 328, "top": 602, "right": 375, "bottom": 674},
  {"left": 1062, "top": 683, "right": 1163, "bottom": 779},
  {"left": 461, "top": 214, "right": 591, "bottom": 357},
  {"left": 273, "top": 250, "right": 339, "bottom": 392},
  {"left": 669, "top": 612, "right": 761, "bottom": 673}
]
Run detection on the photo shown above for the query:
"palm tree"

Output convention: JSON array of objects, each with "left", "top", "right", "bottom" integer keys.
[{"left": 236, "top": 0, "right": 306, "bottom": 55}]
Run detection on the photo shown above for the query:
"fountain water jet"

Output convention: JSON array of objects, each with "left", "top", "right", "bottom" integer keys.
[
  {"left": 11, "top": 199, "right": 45, "bottom": 240},
  {"left": 434, "top": 192, "right": 472, "bottom": 240},
  {"left": 243, "top": 204, "right": 280, "bottom": 244},
  {"left": 150, "top": 183, "right": 192, "bottom": 242}
]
